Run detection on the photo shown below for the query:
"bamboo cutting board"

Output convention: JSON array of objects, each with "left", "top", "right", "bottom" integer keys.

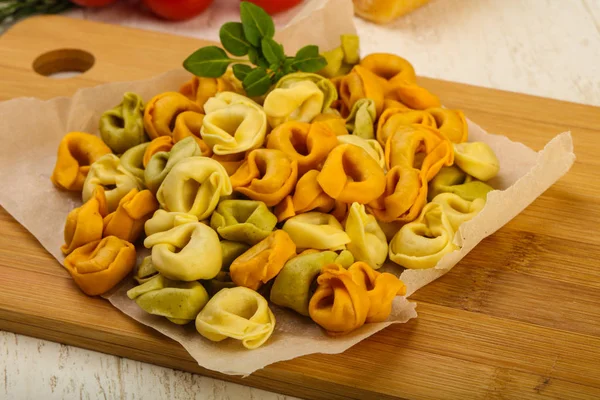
[{"left": 1, "top": 15, "right": 599, "bottom": 400}]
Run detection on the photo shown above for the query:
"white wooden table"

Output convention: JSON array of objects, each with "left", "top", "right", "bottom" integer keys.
[{"left": 2, "top": 0, "right": 599, "bottom": 398}]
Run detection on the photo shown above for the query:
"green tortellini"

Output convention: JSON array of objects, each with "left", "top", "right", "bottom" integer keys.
[
  {"left": 335, "top": 249, "right": 355, "bottom": 268},
  {"left": 120, "top": 142, "right": 149, "bottom": 185},
  {"left": 145, "top": 136, "right": 202, "bottom": 193},
  {"left": 263, "top": 80, "right": 325, "bottom": 128},
  {"left": 453, "top": 141, "right": 500, "bottom": 181},
  {"left": 337, "top": 134, "right": 385, "bottom": 170},
  {"left": 134, "top": 256, "right": 159, "bottom": 284},
  {"left": 195, "top": 286, "right": 275, "bottom": 349},
  {"left": 127, "top": 274, "right": 209, "bottom": 325},
  {"left": 345, "top": 203, "right": 388, "bottom": 269},
  {"left": 345, "top": 98, "right": 376, "bottom": 139},
  {"left": 220, "top": 240, "right": 251, "bottom": 270},
  {"left": 276, "top": 72, "right": 338, "bottom": 111},
  {"left": 202, "top": 92, "right": 267, "bottom": 156},
  {"left": 99, "top": 92, "right": 147, "bottom": 154},
  {"left": 144, "top": 222, "right": 222, "bottom": 281},
  {"left": 282, "top": 212, "right": 351, "bottom": 251},
  {"left": 428, "top": 166, "right": 494, "bottom": 202},
  {"left": 431, "top": 193, "right": 486, "bottom": 231},
  {"left": 319, "top": 34, "right": 360, "bottom": 78},
  {"left": 144, "top": 209, "right": 199, "bottom": 236},
  {"left": 389, "top": 203, "right": 458, "bottom": 270},
  {"left": 210, "top": 200, "right": 277, "bottom": 245},
  {"left": 156, "top": 156, "right": 232, "bottom": 220},
  {"left": 82, "top": 153, "right": 141, "bottom": 212},
  {"left": 204, "top": 271, "right": 237, "bottom": 297},
  {"left": 270, "top": 249, "right": 353, "bottom": 316}
]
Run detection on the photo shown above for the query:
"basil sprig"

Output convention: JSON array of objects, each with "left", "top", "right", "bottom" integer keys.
[{"left": 183, "top": 1, "right": 327, "bottom": 97}]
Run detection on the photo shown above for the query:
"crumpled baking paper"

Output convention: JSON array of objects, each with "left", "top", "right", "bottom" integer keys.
[{"left": 0, "top": 0, "right": 574, "bottom": 375}]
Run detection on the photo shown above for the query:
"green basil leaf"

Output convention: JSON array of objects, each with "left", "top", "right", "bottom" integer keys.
[
  {"left": 292, "top": 45, "right": 328, "bottom": 72},
  {"left": 240, "top": 1, "right": 275, "bottom": 47},
  {"left": 242, "top": 68, "right": 272, "bottom": 97},
  {"left": 219, "top": 22, "right": 252, "bottom": 56},
  {"left": 183, "top": 46, "right": 232, "bottom": 78},
  {"left": 273, "top": 70, "right": 285, "bottom": 84},
  {"left": 232, "top": 64, "right": 252, "bottom": 81},
  {"left": 283, "top": 58, "right": 296, "bottom": 74},
  {"left": 261, "top": 37, "right": 285, "bottom": 65},
  {"left": 248, "top": 47, "right": 270, "bottom": 69}
]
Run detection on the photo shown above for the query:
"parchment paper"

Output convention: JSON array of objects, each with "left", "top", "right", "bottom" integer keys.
[{"left": 0, "top": 0, "right": 574, "bottom": 376}]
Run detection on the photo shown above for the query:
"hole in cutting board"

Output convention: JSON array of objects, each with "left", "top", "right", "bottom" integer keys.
[{"left": 32, "top": 49, "right": 95, "bottom": 79}]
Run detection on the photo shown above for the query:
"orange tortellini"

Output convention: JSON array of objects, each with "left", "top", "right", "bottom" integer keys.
[
  {"left": 172, "top": 111, "right": 212, "bottom": 157},
  {"left": 360, "top": 53, "right": 441, "bottom": 110},
  {"left": 229, "top": 230, "right": 297, "bottom": 290},
  {"left": 63, "top": 236, "right": 136, "bottom": 296},
  {"left": 334, "top": 65, "right": 385, "bottom": 117},
  {"left": 376, "top": 107, "right": 437, "bottom": 147},
  {"left": 143, "top": 136, "right": 174, "bottom": 167},
  {"left": 274, "top": 170, "right": 335, "bottom": 222},
  {"left": 103, "top": 189, "right": 159, "bottom": 243},
  {"left": 143, "top": 92, "right": 203, "bottom": 139},
  {"left": 317, "top": 144, "right": 386, "bottom": 204},
  {"left": 62, "top": 187, "right": 107, "bottom": 255},
  {"left": 180, "top": 76, "right": 235, "bottom": 111},
  {"left": 230, "top": 149, "right": 298, "bottom": 206},
  {"left": 347, "top": 262, "right": 406, "bottom": 323},
  {"left": 51, "top": 132, "right": 112, "bottom": 192},
  {"left": 266, "top": 121, "right": 338, "bottom": 176},
  {"left": 308, "top": 263, "right": 370, "bottom": 335}
]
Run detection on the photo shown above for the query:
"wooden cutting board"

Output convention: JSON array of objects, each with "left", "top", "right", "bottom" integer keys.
[{"left": 1, "top": 15, "right": 599, "bottom": 400}]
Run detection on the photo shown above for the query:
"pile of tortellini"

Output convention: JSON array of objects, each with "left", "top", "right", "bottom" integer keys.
[{"left": 50, "top": 38, "right": 499, "bottom": 349}]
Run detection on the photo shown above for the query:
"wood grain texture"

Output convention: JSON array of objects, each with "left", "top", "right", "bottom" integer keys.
[{"left": 0, "top": 15, "right": 599, "bottom": 400}]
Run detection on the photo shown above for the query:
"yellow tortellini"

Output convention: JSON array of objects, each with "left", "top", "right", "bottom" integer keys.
[
  {"left": 82, "top": 154, "right": 141, "bottom": 212},
  {"left": 120, "top": 142, "right": 149, "bottom": 184},
  {"left": 144, "top": 222, "right": 222, "bottom": 281},
  {"left": 345, "top": 203, "right": 388, "bottom": 269},
  {"left": 127, "top": 275, "right": 209, "bottom": 325},
  {"left": 263, "top": 80, "right": 324, "bottom": 128},
  {"left": 337, "top": 135, "right": 386, "bottom": 170},
  {"left": 201, "top": 92, "right": 267, "bottom": 156},
  {"left": 275, "top": 72, "right": 338, "bottom": 111},
  {"left": 431, "top": 193, "right": 486, "bottom": 231},
  {"left": 144, "top": 136, "right": 202, "bottom": 193},
  {"left": 282, "top": 212, "right": 351, "bottom": 250},
  {"left": 144, "top": 209, "right": 198, "bottom": 236},
  {"left": 453, "top": 141, "right": 500, "bottom": 181},
  {"left": 427, "top": 165, "right": 494, "bottom": 202},
  {"left": 210, "top": 200, "right": 277, "bottom": 245},
  {"left": 389, "top": 203, "right": 458, "bottom": 269},
  {"left": 195, "top": 287, "right": 276, "bottom": 349},
  {"left": 99, "top": 92, "right": 147, "bottom": 154},
  {"left": 270, "top": 249, "right": 353, "bottom": 316},
  {"left": 156, "top": 156, "right": 232, "bottom": 220},
  {"left": 345, "top": 98, "right": 376, "bottom": 139}
]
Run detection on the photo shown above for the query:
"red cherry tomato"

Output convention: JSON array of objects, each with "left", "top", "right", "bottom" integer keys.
[
  {"left": 244, "top": 0, "right": 303, "bottom": 14},
  {"left": 142, "top": 0, "right": 215, "bottom": 21},
  {"left": 70, "top": 0, "right": 118, "bottom": 6}
]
